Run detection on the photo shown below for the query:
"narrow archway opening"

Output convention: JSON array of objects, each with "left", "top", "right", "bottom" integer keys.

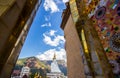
[{"left": 11, "top": 0, "right": 68, "bottom": 78}]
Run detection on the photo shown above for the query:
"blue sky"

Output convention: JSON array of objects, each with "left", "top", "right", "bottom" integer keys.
[{"left": 19, "top": 0, "right": 69, "bottom": 61}]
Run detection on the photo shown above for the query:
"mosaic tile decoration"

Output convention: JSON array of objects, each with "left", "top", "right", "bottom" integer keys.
[
  {"left": 88, "top": 0, "right": 120, "bottom": 77},
  {"left": 86, "top": 0, "right": 120, "bottom": 60},
  {"left": 81, "top": 0, "right": 120, "bottom": 75}
]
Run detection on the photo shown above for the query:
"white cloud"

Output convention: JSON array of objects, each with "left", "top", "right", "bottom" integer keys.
[
  {"left": 43, "top": 30, "right": 65, "bottom": 46},
  {"left": 36, "top": 48, "right": 66, "bottom": 61},
  {"left": 44, "top": 16, "right": 50, "bottom": 21},
  {"left": 54, "top": 0, "right": 69, "bottom": 4},
  {"left": 41, "top": 22, "right": 51, "bottom": 27},
  {"left": 45, "top": 16, "right": 49, "bottom": 21},
  {"left": 49, "top": 30, "right": 57, "bottom": 36},
  {"left": 62, "top": 0, "right": 69, "bottom": 3},
  {"left": 43, "top": 0, "right": 60, "bottom": 13},
  {"left": 55, "top": 0, "right": 62, "bottom": 4}
]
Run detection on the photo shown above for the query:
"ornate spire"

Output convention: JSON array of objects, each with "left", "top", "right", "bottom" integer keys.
[
  {"left": 53, "top": 52, "right": 56, "bottom": 60},
  {"left": 51, "top": 52, "right": 61, "bottom": 73}
]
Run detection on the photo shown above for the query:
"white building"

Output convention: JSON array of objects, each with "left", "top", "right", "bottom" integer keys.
[
  {"left": 20, "top": 66, "right": 30, "bottom": 78},
  {"left": 47, "top": 53, "right": 66, "bottom": 78}
]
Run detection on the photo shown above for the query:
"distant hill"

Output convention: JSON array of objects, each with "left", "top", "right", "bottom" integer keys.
[
  {"left": 12, "top": 56, "right": 67, "bottom": 77},
  {"left": 16, "top": 56, "right": 48, "bottom": 69}
]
